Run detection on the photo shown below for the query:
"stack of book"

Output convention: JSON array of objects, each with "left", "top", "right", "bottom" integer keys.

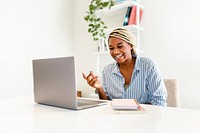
[
  {"left": 111, "top": 99, "right": 146, "bottom": 114},
  {"left": 112, "top": 99, "right": 139, "bottom": 110},
  {"left": 123, "top": 6, "right": 143, "bottom": 26}
]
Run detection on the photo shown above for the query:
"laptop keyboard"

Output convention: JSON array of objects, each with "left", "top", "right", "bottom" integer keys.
[{"left": 78, "top": 102, "right": 91, "bottom": 106}]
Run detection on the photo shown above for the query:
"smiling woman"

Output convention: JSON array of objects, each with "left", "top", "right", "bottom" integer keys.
[{"left": 82, "top": 28, "right": 167, "bottom": 106}]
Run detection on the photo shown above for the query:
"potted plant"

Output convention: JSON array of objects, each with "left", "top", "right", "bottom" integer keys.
[{"left": 84, "top": 0, "right": 115, "bottom": 43}]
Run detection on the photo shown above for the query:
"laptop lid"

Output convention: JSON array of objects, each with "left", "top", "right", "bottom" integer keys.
[
  {"left": 33, "top": 56, "right": 77, "bottom": 109},
  {"left": 32, "top": 56, "right": 107, "bottom": 110}
]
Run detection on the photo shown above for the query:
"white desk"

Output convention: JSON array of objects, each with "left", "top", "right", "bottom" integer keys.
[{"left": 0, "top": 96, "right": 199, "bottom": 133}]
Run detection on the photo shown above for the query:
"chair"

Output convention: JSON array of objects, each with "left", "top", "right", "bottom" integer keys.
[{"left": 163, "top": 79, "right": 180, "bottom": 107}]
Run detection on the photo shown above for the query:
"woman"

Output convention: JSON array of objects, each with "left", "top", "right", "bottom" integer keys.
[{"left": 83, "top": 28, "right": 167, "bottom": 106}]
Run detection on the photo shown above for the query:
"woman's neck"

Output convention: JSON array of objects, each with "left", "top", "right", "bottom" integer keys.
[
  {"left": 119, "top": 57, "right": 136, "bottom": 69},
  {"left": 118, "top": 57, "right": 136, "bottom": 85}
]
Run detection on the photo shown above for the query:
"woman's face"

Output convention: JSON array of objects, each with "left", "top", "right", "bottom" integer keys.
[{"left": 108, "top": 37, "right": 133, "bottom": 64}]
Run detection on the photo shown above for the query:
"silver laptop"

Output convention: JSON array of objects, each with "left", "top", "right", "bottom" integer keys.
[{"left": 32, "top": 56, "right": 107, "bottom": 110}]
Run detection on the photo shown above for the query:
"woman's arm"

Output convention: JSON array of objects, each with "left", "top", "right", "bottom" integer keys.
[
  {"left": 96, "top": 87, "right": 109, "bottom": 100},
  {"left": 82, "top": 72, "right": 109, "bottom": 100},
  {"left": 146, "top": 62, "right": 167, "bottom": 106}
]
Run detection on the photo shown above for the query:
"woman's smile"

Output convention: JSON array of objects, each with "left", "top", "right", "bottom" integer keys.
[{"left": 114, "top": 53, "right": 123, "bottom": 60}]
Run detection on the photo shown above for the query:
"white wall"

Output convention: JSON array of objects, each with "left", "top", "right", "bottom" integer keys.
[
  {"left": 141, "top": 0, "right": 200, "bottom": 109},
  {"left": 73, "top": 0, "right": 200, "bottom": 109},
  {"left": 0, "top": 0, "right": 73, "bottom": 98},
  {"left": 72, "top": 0, "right": 98, "bottom": 97}
]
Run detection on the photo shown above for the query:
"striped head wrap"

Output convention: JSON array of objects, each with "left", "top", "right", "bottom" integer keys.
[{"left": 108, "top": 28, "right": 137, "bottom": 55}]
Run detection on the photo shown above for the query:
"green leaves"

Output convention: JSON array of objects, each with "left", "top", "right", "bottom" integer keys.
[{"left": 84, "top": 0, "right": 114, "bottom": 41}]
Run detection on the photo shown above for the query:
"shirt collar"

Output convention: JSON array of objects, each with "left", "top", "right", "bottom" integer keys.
[
  {"left": 112, "top": 62, "right": 120, "bottom": 75},
  {"left": 134, "top": 55, "right": 141, "bottom": 72},
  {"left": 112, "top": 55, "right": 141, "bottom": 75}
]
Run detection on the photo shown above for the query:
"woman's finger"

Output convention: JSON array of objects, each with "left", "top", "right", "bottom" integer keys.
[{"left": 82, "top": 72, "right": 87, "bottom": 79}]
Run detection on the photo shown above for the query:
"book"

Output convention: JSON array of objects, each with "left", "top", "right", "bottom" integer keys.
[
  {"left": 123, "top": 7, "right": 132, "bottom": 26},
  {"left": 128, "top": 6, "right": 143, "bottom": 25},
  {"left": 112, "top": 99, "right": 139, "bottom": 110},
  {"left": 111, "top": 99, "right": 147, "bottom": 114},
  {"left": 128, "top": 6, "right": 136, "bottom": 25},
  {"left": 139, "top": 9, "right": 143, "bottom": 23}
]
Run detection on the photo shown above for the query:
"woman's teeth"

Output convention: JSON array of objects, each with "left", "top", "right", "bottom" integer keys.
[{"left": 115, "top": 54, "right": 123, "bottom": 59}]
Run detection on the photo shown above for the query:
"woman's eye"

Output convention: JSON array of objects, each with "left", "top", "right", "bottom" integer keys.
[
  {"left": 109, "top": 47, "right": 114, "bottom": 50},
  {"left": 117, "top": 45, "right": 123, "bottom": 49}
]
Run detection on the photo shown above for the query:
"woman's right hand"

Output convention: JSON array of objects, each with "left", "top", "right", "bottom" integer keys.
[{"left": 82, "top": 71, "right": 102, "bottom": 90}]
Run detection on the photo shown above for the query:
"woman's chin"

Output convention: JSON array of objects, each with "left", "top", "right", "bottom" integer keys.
[{"left": 115, "top": 59, "right": 124, "bottom": 64}]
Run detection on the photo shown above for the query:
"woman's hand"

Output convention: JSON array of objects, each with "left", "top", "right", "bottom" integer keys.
[{"left": 82, "top": 71, "right": 102, "bottom": 90}]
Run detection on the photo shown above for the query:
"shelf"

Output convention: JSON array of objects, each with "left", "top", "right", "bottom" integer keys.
[
  {"left": 137, "top": 49, "right": 144, "bottom": 54},
  {"left": 105, "top": 24, "right": 144, "bottom": 35},
  {"left": 96, "top": 1, "right": 144, "bottom": 15}
]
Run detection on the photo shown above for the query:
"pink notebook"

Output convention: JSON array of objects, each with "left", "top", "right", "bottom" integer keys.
[{"left": 112, "top": 99, "right": 139, "bottom": 110}]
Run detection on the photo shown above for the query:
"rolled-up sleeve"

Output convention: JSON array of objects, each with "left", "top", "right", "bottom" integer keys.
[{"left": 146, "top": 62, "right": 167, "bottom": 106}]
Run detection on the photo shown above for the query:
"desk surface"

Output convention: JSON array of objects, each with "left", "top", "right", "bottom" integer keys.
[{"left": 0, "top": 96, "right": 200, "bottom": 133}]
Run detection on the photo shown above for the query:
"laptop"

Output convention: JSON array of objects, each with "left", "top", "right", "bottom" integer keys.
[{"left": 32, "top": 56, "right": 107, "bottom": 110}]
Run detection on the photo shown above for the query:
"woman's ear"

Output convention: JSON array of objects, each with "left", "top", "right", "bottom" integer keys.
[{"left": 130, "top": 44, "right": 133, "bottom": 49}]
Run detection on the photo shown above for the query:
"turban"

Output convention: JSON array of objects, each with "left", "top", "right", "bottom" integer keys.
[{"left": 108, "top": 28, "right": 137, "bottom": 55}]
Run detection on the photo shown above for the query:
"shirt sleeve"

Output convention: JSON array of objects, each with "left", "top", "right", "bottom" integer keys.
[
  {"left": 146, "top": 62, "right": 167, "bottom": 106},
  {"left": 102, "top": 68, "right": 111, "bottom": 100}
]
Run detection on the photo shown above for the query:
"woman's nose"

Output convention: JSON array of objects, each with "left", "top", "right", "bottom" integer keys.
[{"left": 113, "top": 48, "right": 120, "bottom": 54}]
